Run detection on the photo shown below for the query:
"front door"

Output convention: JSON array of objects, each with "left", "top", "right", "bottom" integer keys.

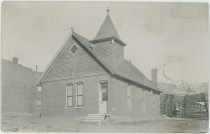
[{"left": 99, "top": 81, "right": 108, "bottom": 114}]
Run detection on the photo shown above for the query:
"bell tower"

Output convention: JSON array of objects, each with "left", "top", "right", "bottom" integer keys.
[{"left": 91, "top": 9, "right": 127, "bottom": 70}]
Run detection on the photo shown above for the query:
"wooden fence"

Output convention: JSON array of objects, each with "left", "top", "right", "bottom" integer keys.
[{"left": 160, "top": 93, "right": 208, "bottom": 120}]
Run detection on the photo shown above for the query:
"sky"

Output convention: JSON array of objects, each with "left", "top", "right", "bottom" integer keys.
[{"left": 2, "top": 2, "right": 209, "bottom": 84}]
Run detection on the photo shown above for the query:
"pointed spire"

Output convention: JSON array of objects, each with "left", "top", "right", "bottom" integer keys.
[
  {"left": 70, "top": 27, "right": 74, "bottom": 33},
  {"left": 106, "top": 7, "right": 110, "bottom": 15},
  {"left": 93, "top": 9, "right": 120, "bottom": 40}
]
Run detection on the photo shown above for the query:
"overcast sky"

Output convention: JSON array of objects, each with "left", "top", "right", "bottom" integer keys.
[{"left": 2, "top": 2, "right": 209, "bottom": 84}]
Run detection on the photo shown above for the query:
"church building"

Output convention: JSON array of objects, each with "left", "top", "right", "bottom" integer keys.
[{"left": 37, "top": 10, "right": 162, "bottom": 120}]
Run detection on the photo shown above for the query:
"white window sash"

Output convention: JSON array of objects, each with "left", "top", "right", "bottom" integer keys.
[
  {"left": 76, "top": 83, "right": 83, "bottom": 107},
  {"left": 143, "top": 90, "right": 146, "bottom": 113},
  {"left": 65, "top": 86, "right": 68, "bottom": 109},
  {"left": 65, "top": 84, "right": 73, "bottom": 108}
]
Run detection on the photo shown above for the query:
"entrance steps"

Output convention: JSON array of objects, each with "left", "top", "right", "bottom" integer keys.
[{"left": 83, "top": 114, "right": 110, "bottom": 123}]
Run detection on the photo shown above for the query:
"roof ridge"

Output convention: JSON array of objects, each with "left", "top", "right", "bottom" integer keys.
[{"left": 72, "top": 31, "right": 91, "bottom": 46}]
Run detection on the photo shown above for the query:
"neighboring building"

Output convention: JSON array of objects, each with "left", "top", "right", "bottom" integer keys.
[
  {"left": 2, "top": 58, "right": 42, "bottom": 113},
  {"left": 37, "top": 11, "right": 162, "bottom": 119}
]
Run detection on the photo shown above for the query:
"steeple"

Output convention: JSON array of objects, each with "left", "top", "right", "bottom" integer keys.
[
  {"left": 93, "top": 9, "right": 120, "bottom": 40},
  {"left": 106, "top": 7, "right": 110, "bottom": 15},
  {"left": 91, "top": 9, "right": 126, "bottom": 70}
]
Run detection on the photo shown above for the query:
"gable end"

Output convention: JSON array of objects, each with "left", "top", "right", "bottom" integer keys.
[{"left": 37, "top": 33, "right": 114, "bottom": 84}]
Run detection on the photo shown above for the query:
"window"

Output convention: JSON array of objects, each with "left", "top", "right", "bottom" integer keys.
[
  {"left": 127, "top": 85, "right": 132, "bottom": 109},
  {"left": 36, "top": 99, "right": 41, "bottom": 106},
  {"left": 90, "top": 43, "right": 94, "bottom": 49},
  {"left": 37, "top": 86, "right": 42, "bottom": 92},
  {"left": 153, "top": 94, "right": 156, "bottom": 113},
  {"left": 142, "top": 101, "right": 145, "bottom": 113},
  {"left": 142, "top": 90, "right": 146, "bottom": 113},
  {"left": 66, "top": 84, "right": 73, "bottom": 107},
  {"left": 111, "top": 39, "right": 115, "bottom": 44},
  {"left": 102, "top": 92, "right": 108, "bottom": 101},
  {"left": 100, "top": 82, "right": 108, "bottom": 91},
  {"left": 100, "top": 81, "right": 108, "bottom": 101},
  {"left": 70, "top": 43, "right": 79, "bottom": 54},
  {"left": 76, "top": 83, "right": 83, "bottom": 107}
]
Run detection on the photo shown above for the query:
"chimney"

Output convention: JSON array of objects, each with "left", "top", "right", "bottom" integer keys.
[
  {"left": 12, "top": 57, "right": 18, "bottom": 64},
  {"left": 151, "top": 68, "right": 157, "bottom": 85}
]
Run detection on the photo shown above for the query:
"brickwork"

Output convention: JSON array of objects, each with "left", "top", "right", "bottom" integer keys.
[
  {"left": 41, "top": 74, "right": 160, "bottom": 119},
  {"left": 40, "top": 14, "right": 161, "bottom": 119},
  {"left": 41, "top": 75, "right": 109, "bottom": 117},
  {"left": 108, "top": 78, "right": 160, "bottom": 119},
  {"left": 44, "top": 37, "right": 106, "bottom": 82},
  {"left": 93, "top": 39, "right": 124, "bottom": 70},
  {"left": 2, "top": 59, "right": 41, "bottom": 113}
]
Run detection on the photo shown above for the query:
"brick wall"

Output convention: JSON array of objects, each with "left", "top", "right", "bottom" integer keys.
[
  {"left": 2, "top": 59, "right": 41, "bottom": 113},
  {"left": 109, "top": 78, "right": 160, "bottom": 119},
  {"left": 93, "top": 39, "right": 124, "bottom": 70},
  {"left": 44, "top": 37, "right": 106, "bottom": 82},
  {"left": 41, "top": 74, "right": 110, "bottom": 117},
  {"left": 41, "top": 73, "right": 160, "bottom": 119},
  {"left": 40, "top": 36, "right": 160, "bottom": 119}
]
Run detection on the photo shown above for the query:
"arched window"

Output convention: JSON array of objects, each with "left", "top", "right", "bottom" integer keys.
[
  {"left": 76, "top": 82, "right": 83, "bottom": 107},
  {"left": 66, "top": 84, "right": 73, "bottom": 107}
]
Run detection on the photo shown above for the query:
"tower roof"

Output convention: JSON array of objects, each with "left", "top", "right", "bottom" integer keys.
[{"left": 93, "top": 13, "right": 120, "bottom": 40}]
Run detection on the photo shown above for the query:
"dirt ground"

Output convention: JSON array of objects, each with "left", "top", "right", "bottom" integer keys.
[{"left": 1, "top": 112, "right": 209, "bottom": 133}]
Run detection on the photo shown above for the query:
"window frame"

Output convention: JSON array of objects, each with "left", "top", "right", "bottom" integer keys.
[
  {"left": 153, "top": 92, "right": 156, "bottom": 113},
  {"left": 76, "top": 82, "right": 84, "bottom": 107},
  {"left": 37, "top": 86, "right": 42, "bottom": 92},
  {"left": 36, "top": 98, "right": 42, "bottom": 106},
  {"left": 142, "top": 101, "right": 146, "bottom": 113},
  {"left": 99, "top": 81, "right": 108, "bottom": 102},
  {"left": 127, "top": 84, "right": 132, "bottom": 109},
  {"left": 142, "top": 90, "right": 146, "bottom": 113},
  {"left": 66, "top": 84, "right": 73, "bottom": 107},
  {"left": 70, "top": 42, "right": 79, "bottom": 55}
]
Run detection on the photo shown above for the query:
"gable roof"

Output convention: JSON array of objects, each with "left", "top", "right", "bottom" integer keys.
[
  {"left": 37, "top": 31, "right": 115, "bottom": 84},
  {"left": 74, "top": 32, "right": 161, "bottom": 92},
  {"left": 37, "top": 31, "right": 161, "bottom": 93},
  {"left": 93, "top": 15, "right": 120, "bottom": 40}
]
